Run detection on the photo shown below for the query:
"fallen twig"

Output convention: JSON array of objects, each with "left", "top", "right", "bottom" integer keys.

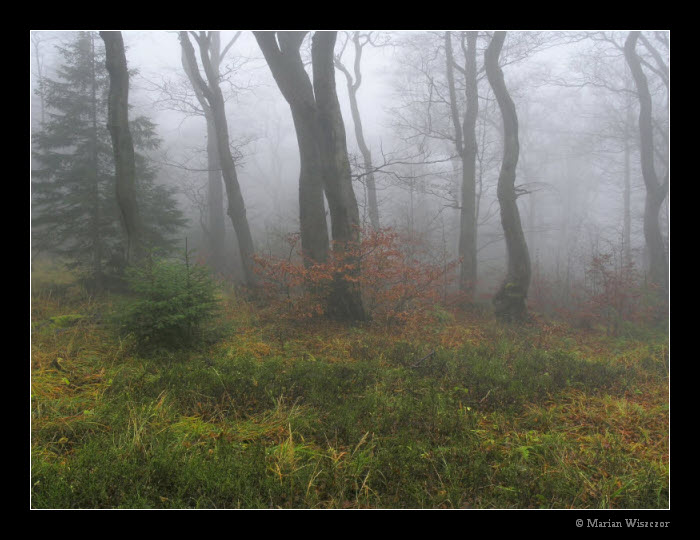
[{"left": 410, "top": 350, "right": 435, "bottom": 368}]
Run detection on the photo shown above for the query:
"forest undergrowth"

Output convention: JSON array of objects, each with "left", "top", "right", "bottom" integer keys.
[{"left": 30, "top": 260, "right": 669, "bottom": 509}]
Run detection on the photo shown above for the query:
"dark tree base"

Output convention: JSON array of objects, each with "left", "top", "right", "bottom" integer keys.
[
  {"left": 493, "top": 281, "right": 528, "bottom": 323},
  {"left": 326, "top": 277, "right": 366, "bottom": 323}
]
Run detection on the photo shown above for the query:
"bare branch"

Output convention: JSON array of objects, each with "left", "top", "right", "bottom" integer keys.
[{"left": 220, "top": 31, "right": 243, "bottom": 61}]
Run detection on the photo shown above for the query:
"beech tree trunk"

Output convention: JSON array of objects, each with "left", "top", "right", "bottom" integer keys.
[
  {"left": 335, "top": 32, "right": 380, "bottom": 230},
  {"left": 312, "top": 31, "right": 365, "bottom": 321},
  {"left": 100, "top": 31, "right": 142, "bottom": 263},
  {"left": 624, "top": 31, "right": 669, "bottom": 296},
  {"left": 180, "top": 36, "right": 227, "bottom": 273},
  {"left": 484, "top": 31, "right": 531, "bottom": 321},
  {"left": 446, "top": 31, "right": 479, "bottom": 301},
  {"left": 460, "top": 32, "right": 479, "bottom": 301},
  {"left": 180, "top": 32, "right": 257, "bottom": 287},
  {"left": 623, "top": 106, "right": 632, "bottom": 266},
  {"left": 254, "top": 31, "right": 329, "bottom": 266},
  {"left": 89, "top": 33, "right": 104, "bottom": 290},
  {"left": 255, "top": 31, "right": 365, "bottom": 321},
  {"left": 205, "top": 118, "right": 226, "bottom": 272},
  {"left": 87, "top": 33, "right": 104, "bottom": 291}
]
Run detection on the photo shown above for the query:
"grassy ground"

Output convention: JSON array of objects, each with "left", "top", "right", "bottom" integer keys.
[{"left": 30, "top": 262, "right": 669, "bottom": 509}]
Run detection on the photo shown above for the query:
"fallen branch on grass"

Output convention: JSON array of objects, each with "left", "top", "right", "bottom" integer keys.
[{"left": 410, "top": 350, "right": 435, "bottom": 368}]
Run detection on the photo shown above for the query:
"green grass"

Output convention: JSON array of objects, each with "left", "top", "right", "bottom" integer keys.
[{"left": 31, "top": 264, "right": 669, "bottom": 509}]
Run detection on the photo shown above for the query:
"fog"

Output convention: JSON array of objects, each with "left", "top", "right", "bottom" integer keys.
[
  {"left": 30, "top": 30, "right": 669, "bottom": 314},
  {"left": 29, "top": 30, "right": 670, "bottom": 510}
]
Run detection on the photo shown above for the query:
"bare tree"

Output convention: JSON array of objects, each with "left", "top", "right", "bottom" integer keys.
[
  {"left": 254, "top": 31, "right": 329, "bottom": 266},
  {"left": 179, "top": 31, "right": 257, "bottom": 287},
  {"left": 314, "top": 31, "right": 366, "bottom": 320},
  {"left": 179, "top": 31, "right": 241, "bottom": 273},
  {"left": 388, "top": 31, "right": 507, "bottom": 299},
  {"left": 334, "top": 31, "right": 386, "bottom": 230},
  {"left": 255, "top": 31, "right": 365, "bottom": 321},
  {"left": 551, "top": 32, "right": 646, "bottom": 268},
  {"left": 445, "top": 31, "right": 479, "bottom": 300},
  {"left": 484, "top": 31, "right": 531, "bottom": 321},
  {"left": 100, "top": 31, "right": 142, "bottom": 263},
  {"left": 624, "top": 31, "right": 669, "bottom": 297}
]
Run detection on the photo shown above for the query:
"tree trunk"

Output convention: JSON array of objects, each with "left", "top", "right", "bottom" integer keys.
[
  {"left": 205, "top": 117, "right": 226, "bottom": 272},
  {"left": 337, "top": 32, "right": 380, "bottom": 230},
  {"left": 200, "top": 33, "right": 227, "bottom": 275},
  {"left": 180, "top": 39, "right": 227, "bottom": 273},
  {"left": 623, "top": 114, "right": 632, "bottom": 266},
  {"left": 100, "top": 31, "right": 142, "bottom": 263},
  {"left": 90, "top": 33, "right": 103, "bottom": 290},
  {"left": 211, "top": 94, "right": 257, "bottom": 287},
  {"left": 484, "top": 31, "right": 531, "bottom": 322},
  {"left": 254, "top": 31, "right": 330, "bottom": 266},
  {"left": 180, "top": 32, "right": 257, "bottom": 287},
  {"left": 460, "top": 32, "right": 479, "bottom": 300},
  {"left": 312, "top": 31, "right": 365, "bottom": 321},
  {"left": 293, "top": 106, "right": 331, "bottom": 264},
  {"left": 445, "top": 31, "right": 478, "bottom": 302},
  {"left": 255, "top": 31, "right": 365, "bottom": 321},
  {"left": 624, "top": 31, "right": 669, "bottom": 296}
]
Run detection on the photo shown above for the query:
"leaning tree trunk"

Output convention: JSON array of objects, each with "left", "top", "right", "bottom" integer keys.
[
  {"left": 100, "top": 31, "right": 142, "bottom": 263},
  {"left": 624, "top": 31, "right": 669, "bottom": 297},
  {"left": 180, "top": 39, "right": 227, "bottom": 273},
  {"left": 254, "top": 31, "right": 330, "bottom": 266},
  {"left": 352, "top": 105, "right": 380, "bottom": 231},
  {"left": 484, "top": 31, "right": 531, "bottom": 322},
  {"left": 293, "top": 106, "right": 330, "bottom": 265},
  {"left": 255, "top": 31, "right": 365, "bottom": 321},
  {"left": 312, "top": 31, "right": 365, "bottom": 321},
  {"left": 210, "top": 93, "right": 257, "bottom": 287},
  {"left": 180, "top": 32, "right": 257, "bottom": 287},
  {"left": 336, "top": 32, "right": 380, "bottom": 230}
]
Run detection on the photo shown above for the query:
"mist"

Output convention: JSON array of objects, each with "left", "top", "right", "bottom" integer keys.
[{"left": 30, "top": 30, "right": 669, "bottom": 511}]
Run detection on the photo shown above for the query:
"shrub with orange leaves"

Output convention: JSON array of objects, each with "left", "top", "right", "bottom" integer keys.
[{"left": 253, "top": 227, "right": 459, "bottom": 325}]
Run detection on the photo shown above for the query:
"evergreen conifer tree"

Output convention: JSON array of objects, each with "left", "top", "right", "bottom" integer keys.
[{"left": 32, "top": 31, "right": 186, "bottom": 290}]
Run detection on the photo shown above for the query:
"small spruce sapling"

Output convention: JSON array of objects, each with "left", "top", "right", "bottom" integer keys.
[{"left": 120, "top": 241, "right": 220, "bottom": 350}]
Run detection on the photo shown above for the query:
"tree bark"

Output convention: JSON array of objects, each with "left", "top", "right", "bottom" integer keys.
[
  {"left": 90, "top": 33, "right": 103, "bottom": 290},
  {"left": 335, "top": 32, "right": 380, "bottom": 230},
  {"left": 180, "top": 36, "right": 227, "bottom": 273},
  {"left": 100, "top": 31, "right": 142, "bottom": 263},
  {"left": 255, "top": 31, "right": 365, "bottom": 321},
  {"left": 446, "top": 31, "right": 479, "bottom": 301},
  {"left": 254, "top": 31, "right": 330, "bottom": 266},
  {"left": 623, "top": 102, "right": 632, "bottom": 266},
  {"left": 312, "top": 31, "right": 365, "bottom": 321},
  {"left": 624, "top": 31, "right": 669, "bottom": 296},
  {"left": 205, "top": 118, "right": 226, "bottom": 272},
  {"left": 312, "top": 32, "right": 361, "bottom": 246},
  {"left": 484, "top": 31, "right": 531, "bottom": 321},
  {"left": 180, "top": 32, "right": 257, "bottom": 287}
]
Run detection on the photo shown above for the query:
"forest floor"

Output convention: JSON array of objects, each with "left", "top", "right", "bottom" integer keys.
[{"left": 30, "top": 261, "right": 669, "bottom": 509}]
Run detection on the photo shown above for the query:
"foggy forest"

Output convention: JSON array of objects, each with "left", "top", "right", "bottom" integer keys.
[{"left": 30, "top": 29, "right": 669, "bottom": 510}]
